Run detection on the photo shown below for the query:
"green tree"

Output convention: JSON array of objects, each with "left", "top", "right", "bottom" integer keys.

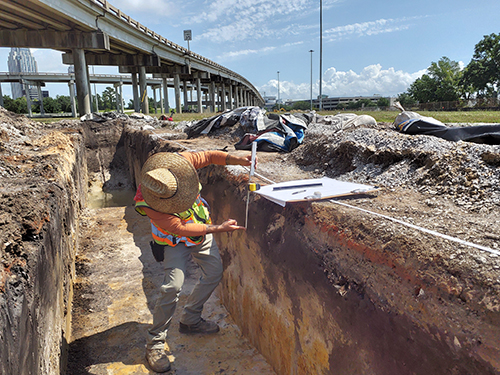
[
  {"left": 396, "top": 92, "right": 416, "bottom": 108},
  {"left": 101, "top": 87, "right": 116, "bottom": 110},
  {"left": 347, "top": 98, "right": 375, "bottom": 109},
  {"left": 428, "top": 57, "right": 462, "bottom": 101},
  {"left": 462, "top": 33, "right": 500, "bottom": 98},
  {"left": 347, "top": 101, "right": 360, "bottom": 109},
  {"left": 2, "top": 95, "right": 14, "bottom": 110},
  {"left": 43, "top": 97, "right": 62, "bottom": 113},
  {"left": 376, "top": 97, "right": 390, "bottom": 107},
  {"left": 3, "top": 96, "right": 27, "bottom": 114},
  {"left": 408, "top": 74, "right": 438, "bottom": 102},
  {"left": 56, "top": 95, "right": 72, "bottom": 113},
  {"left": 408, "top": 57, "right": 462, "bottom": 102},
  {"left": 292, "top": 101, "right": 311, "bottom": 110}
]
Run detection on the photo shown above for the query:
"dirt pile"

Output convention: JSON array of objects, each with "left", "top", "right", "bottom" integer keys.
[{"left": 295, "top": 121, "right": 500, "bottom": 212}]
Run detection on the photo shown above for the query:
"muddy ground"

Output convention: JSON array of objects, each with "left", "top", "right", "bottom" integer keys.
[{"left": 1, "top": 106, "right": 499, "bottom": 372}]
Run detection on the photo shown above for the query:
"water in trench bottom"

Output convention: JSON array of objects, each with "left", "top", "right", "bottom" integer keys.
[{"left": 87, "top": 187, "right": 136, "bottom": 209}]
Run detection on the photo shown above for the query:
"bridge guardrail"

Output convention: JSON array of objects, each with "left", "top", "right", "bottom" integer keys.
[{"left": 90, "top": 0, "right": 259, "bottom": 94}]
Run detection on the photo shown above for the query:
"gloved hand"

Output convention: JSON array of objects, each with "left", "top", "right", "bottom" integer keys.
[{"left": 150, "top": 241, "right": 165, "bottom": 262}]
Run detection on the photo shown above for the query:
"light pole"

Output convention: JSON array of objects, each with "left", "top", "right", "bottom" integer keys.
[
  {"left": 309, "top": 50, "right": 314, "bottom": 110},
  {"left": 277, "top": 71, "right": 280, "bottom": 110},
  {"left": 319, "top": 0, "right": 323, "bottom": 111}
]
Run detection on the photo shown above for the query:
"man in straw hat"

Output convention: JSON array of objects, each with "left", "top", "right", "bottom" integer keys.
[{"left": 134, "top": 150, "right": 255, "bottom": 373}]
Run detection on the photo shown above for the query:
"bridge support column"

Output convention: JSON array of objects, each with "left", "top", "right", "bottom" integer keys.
[
  {"left": 37, "top": 83, "right": 44, "bottom": 116},
  {"left": 23, "top": 81, "right": 33, "bottom": 118},
  {"left": 228, "top": 83, "right": 233, "bottom": 110},
  {"left": 0, "top": 83, "right": 3, "bottom": 107},
  {"left": 114, "top": 85, "right": 119, "bottom": 111},
  {"left": 131, "top": 72, "right": 140, "bottom": 112},
  {"left": 219, "top": 85, "right": 223, "bottom": 111},
  {"left": 235, "top": 86, "right": 239, "bottom": 108},
  {"left": 68, "top": 80, "right": 76, "bottom": 118},
  {"left": 119, "top": 82, "right": 124, "bottom": 112},
  {"left": 162, "top": 78, "right": 169, "bottom": 114},
  {"left": 88, "top": 79, "right": 96, "bottom": 113},
  {"left": 209, "top": 82, "right": 215, "bottom": 113},
  {"left": 157, "top": 85, "right": 163, "bottom": 114},
  {"left": 183, "top": 80, "right": 189, "bottom": 112},
  {"left": 114, "top": 82, "right": 123, "bottom": 113},
  {"left": 152, "top": 85, "right": 158, "bottom": 114},
  {"left": 139, "top": 66, "right": 149, "bottom": 114},
  {"left": 196, "top": 78, "right": 202, "bottom": 113},
  {"left": 221, "top": 82, "right": 226, "bottom": 112},
  {"left": 72, "top": 48, "right": 91, "bottom": 116},
  {"left": 174, "top": 74, "right": 181, "bottom": 114}
]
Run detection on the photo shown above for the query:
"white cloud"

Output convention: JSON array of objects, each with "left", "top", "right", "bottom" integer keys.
[
  {"left": 193, "top": 0, "right": 311, "bottom": 24},
  {"left": 195, "top": 0, "right": 319, "bottom": 42},
  {"left": 217, "top": 41, "right": 303, "bottom": 60},
  {"left": 324, "top": 16, "right": 425, "bottom": 42},
  {"left": 31, "top": 50, "right": 66, "bottom": 72},
  {"left": 109, "top": 0, "right": 178, "bottom": 19},
  {"left": 259, "top": 64, "right": 426, "bottom": 100}
]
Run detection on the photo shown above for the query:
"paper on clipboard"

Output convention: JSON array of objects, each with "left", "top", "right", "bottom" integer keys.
[{"left": 254, "top": 177, "right": 378, "bottom": 207}]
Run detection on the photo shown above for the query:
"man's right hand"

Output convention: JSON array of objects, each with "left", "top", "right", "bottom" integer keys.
[{"left": 206, "top": 219, "right": 246, "bottom": 233}]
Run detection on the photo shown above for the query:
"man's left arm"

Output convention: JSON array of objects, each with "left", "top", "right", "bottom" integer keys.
[{"left": 181, "top": 150, "right": 255, "bottom": 169}]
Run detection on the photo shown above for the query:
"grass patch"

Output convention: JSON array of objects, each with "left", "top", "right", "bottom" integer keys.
[
  {"left": 29, "top": 109, "right": 499, "bottom": 125},
  {"left": 316, "top": 110, "right": 500, "bottom": 124}
]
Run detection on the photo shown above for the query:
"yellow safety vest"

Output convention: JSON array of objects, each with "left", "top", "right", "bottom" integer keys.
[{"left": 135, "top": 192, "right": 212, "bottom": 247}]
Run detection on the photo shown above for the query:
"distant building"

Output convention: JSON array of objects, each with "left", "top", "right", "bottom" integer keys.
[
  {"left": 285, "top": 95, "right": 392, "bottom": 111},
  {"left": 263, "top": 95, "right": 277, "bottom": 110},
  {"left": 8, "top": 48, "right": 39, "bottom": 99}
]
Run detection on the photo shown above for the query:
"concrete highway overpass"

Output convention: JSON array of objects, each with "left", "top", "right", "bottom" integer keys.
[{"left": 0, "top": 0, "right": 264, "bottom": 116}]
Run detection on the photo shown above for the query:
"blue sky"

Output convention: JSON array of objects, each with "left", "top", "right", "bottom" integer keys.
[{"left": 1, "top": 0, "right": 499, "bottom": 105}]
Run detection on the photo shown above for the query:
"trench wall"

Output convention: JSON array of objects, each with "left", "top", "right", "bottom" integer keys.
[
  {"left": 0, "top": 129, "right": 87, "bottom": 375},
  {"left": 124, "top": 127, "right": 500, "bottom": 375}
]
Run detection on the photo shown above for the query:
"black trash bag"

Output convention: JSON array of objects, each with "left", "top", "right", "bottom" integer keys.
[{"left": 394, "top": 111, "right": 500, "bottom": 145}]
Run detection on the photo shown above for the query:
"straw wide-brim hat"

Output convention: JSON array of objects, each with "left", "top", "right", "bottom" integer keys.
[{"left": 140, "top": 153, "right": 199, "bottom": 214}]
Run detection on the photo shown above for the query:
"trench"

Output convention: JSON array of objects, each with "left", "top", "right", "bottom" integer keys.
[
  {"left": 1, "top": 115, "right": 499, "bottom": 375},
  {"left": 69, "top": 120, "right": 499, "bottom": 374}
]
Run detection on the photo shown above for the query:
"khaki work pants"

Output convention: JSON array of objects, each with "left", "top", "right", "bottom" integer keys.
[{"left": 147, "top": 234, "right": 223, "bottom": 349}]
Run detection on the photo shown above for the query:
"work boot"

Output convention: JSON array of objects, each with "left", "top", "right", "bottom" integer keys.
[
  {"left": 179, "top": 318, "right": 220, "bottom": 334},
  {"left": 145, "top": 348, "right": 171, "bottom": 373}
]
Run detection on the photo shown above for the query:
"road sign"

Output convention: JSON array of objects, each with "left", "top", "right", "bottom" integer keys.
[{"left": 183, "top": 30, "right": 192, "bottom": 41}]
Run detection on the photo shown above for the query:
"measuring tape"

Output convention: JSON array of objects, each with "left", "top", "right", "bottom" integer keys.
[{"left": 245, "top": 142, "right": 259, "bottom": 228}]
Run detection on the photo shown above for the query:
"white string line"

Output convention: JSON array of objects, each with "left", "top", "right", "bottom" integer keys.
[
  {"left": 329, "top": 200, "right": 500, "bottom": 258},
  {"left": 149, "top": 130, "right": 196, "bottom": 152},
  {"left": 243, "top": 169, "right": 500, "bottom": 258},
  {"left": 147, "top": 129, "right": 500, "bottom": 258},
  {"left": 240, "top": 166, "right": 275, "bottom": 184}
]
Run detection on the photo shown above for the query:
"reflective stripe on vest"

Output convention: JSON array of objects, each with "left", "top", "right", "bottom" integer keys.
[{"left": 136, "top": 194, "right": 211, "bottom": 247}]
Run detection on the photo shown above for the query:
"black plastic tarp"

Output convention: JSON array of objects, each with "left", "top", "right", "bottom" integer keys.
[{"left": 394, "top": 111, "right": 500, "bottom": 145}]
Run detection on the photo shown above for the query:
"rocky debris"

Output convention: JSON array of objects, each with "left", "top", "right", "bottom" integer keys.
[{"left": 294, "top": 124, "right": 500, "bottom": 212}]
